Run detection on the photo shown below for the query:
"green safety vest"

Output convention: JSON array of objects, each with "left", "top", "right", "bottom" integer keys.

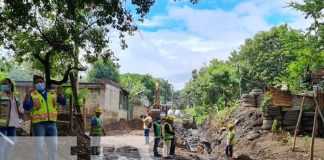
[
  {"left": 227, "top": 130, "right": 236, "bottom": 145},
  {"left": 30, "top": 90, "right": 58, "bottom": 124},
  {"left": 163, "top": 123, "right": 174, "bottom": 140},
  {"left": 154, "top": 122, "right": 161, "bottom": 137},
  {"left": 0, "top": 93, "right": 20, "bottom": 127},
  {"left": 92, "top": 117, "right": 103, "bottom": 136}
]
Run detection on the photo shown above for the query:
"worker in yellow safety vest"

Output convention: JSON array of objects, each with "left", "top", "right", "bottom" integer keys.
[
  {"left": 225, "top": 123, "right": 236, "bottom": 157},
  {"left": 90, "top": 107, "right": 105, "bottom": 155},
  {"left": 23, "top": 75, "right": 66, "bottom": 160},
  {"left": 162, "top": 116, "right": 175, "bottom": 159}
]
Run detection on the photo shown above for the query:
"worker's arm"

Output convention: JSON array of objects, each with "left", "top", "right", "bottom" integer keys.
[{"left": 23, "top": 87, "right": 33, "bottom": 111}]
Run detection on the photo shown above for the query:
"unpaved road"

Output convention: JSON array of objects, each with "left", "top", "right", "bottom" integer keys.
[{"left": 91, "top": 130, "right": 324, "bottom": 160}]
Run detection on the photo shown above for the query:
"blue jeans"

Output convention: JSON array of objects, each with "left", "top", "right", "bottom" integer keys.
[
  {"left": 144, "top": 129, "right": 149, "bottom": 144},
  {"left": 153, "top": 138, "right": 161, "bottom": 156},
  {"left": 0, "top": 127, "right": 16, "bottom": 160},
  {"left": 32, "top": 121, "right": 58, "bottom": 160}
]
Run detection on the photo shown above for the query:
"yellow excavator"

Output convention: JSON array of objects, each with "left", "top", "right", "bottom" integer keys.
[{"left": 150, "top": 82, "right": 162, "bottom": 120}]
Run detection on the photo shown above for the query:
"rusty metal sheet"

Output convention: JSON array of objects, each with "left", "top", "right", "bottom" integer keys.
[{"left": 271, "top": 90, "right": 293, "bottom": 107}]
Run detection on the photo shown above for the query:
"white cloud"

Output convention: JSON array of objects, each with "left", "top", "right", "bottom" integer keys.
[{"left": 112, "top": 0, "right": 312, "bottom": 90}]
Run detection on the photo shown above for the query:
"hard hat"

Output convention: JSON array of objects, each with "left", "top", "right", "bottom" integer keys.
[
  {"left": 95, "top": 107, "right": 102, "bottom": 113},
  {"left": 167, "top": 116, "right": 175, "bottom": 121},
  {"left": 227, "top": 123, "right": 234, "bottom": 128}
]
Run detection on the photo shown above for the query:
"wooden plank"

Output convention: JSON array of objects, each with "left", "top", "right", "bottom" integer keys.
[
  {"left": 292, "top": 96, "right": 305, "bottom": 151},
  {"left": 310, "top": 92, "right": 320, "bottom": 160}
]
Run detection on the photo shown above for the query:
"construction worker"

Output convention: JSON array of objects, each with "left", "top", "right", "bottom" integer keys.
[
  {"left": 170, "top": 116, "right": 176, "bottom": 156},
  {"left": 163, "top": 116, "right": 175, "bottom": 159},
  {"left": 142, "top": 111, "right": 152, "bottom": 144},
  {"left": 225, "top": 123, "right": 236, "bottom": 157},
  {"left": 0, "top": 78, "right": 21, "bottom": 160},
  {"left": 90, "top": 107, "right": 105, "bottom": 155},
  {"left": 23, "top": 75, "right": 66, "bottom": 160},
  {"left": 153, "top": 117, "right": 162, "bottom": 157}
]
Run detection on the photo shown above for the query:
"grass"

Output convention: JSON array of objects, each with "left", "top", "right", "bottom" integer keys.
[{"left": 211, "top": 101, "right": 239, "bottom": 128}]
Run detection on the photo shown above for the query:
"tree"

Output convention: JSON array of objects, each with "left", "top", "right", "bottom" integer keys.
[
  {"left": 289, "top": 0, "right": 323, "bottom": 51},
  {"left": 119, "top": 73, "right": 155, "bottom": 104},
  {"left": 288, "top": 0, "right": 324, "bottom": 92},
  {"left": 87, "top": 59, "right": 120, "bottom": 82},
  {"left": 0, "top": 0, "right": 157, "bottom": 113},
  {"left": 229, "top": 25, "right": 307, "bottom": 92}
]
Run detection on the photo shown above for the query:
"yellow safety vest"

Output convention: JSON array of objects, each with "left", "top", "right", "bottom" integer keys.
[
  {"left": 30, "top": 90, "right": 57, "bottom": 124},
  {"left": 227, "top": 130, "right": 236, "bottom": 145}
]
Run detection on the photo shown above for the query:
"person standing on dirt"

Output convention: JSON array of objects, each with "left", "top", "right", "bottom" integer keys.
[
  {"left": 90, "top": 107, "right": 105, "bottom": 155},
  {"left": 143, "top": 111, "right": 152, "bottom": 144},
  {"left": 153, "top": 117, "right": 162, "bottom": 157},
  {"left": 225, "top": 123, "right": 236, "bottom": 157},
  {"left": 23, "top": 75, "right": 66, "bottom": 160},
  {"left": 163, "top": 116, "right": 175, "bottom": 159},
  {"left": 170, "top": 116, "right": 176, "bottom": 156},
  {"left": 0, "top": 78, "right": 22, "bottom": 160}
]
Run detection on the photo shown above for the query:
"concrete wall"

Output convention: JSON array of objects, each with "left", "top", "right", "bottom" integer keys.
[{"left": 133, "top": 105, "right": 147, "bottom": 119}]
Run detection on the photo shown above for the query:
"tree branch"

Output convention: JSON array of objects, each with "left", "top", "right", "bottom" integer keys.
[
  {"left": 50, "top": 67, "right": 86, "bottom": 85},
  {"left": 32, "top": 52, "right": 45, "bottom": 64}
]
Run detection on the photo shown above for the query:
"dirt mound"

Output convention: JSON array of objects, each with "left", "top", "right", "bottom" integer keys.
[{"left": 106, "top": 118, "right": 143, "bottom": 131}]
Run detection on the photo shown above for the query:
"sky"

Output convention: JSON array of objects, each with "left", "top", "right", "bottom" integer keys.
[{"left": 111, "top": 0, "right": 312, "bottom": 90}]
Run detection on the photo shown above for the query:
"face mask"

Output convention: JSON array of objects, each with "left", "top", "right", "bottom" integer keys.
[
  {"left": 1, "top": 85, "right": 10, "bottom": 92},
  {"left": 35, "top": 83, "right": 45, "bottom": 91}
]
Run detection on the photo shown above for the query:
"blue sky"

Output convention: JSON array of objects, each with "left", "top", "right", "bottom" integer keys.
[{"left": 113, "top": 0, "right": 311, "bottom": 90}]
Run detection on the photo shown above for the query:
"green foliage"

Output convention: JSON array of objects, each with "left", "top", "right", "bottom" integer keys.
[
  {"left": 87, "top": 59, "right": 120, "bottom": 82},
  {"left": 0, "top": 0, "right": 157, "bottom": 87},
  {"left": 261, "top": 92, "right": 273, "bottom": 113},
  {"left": 230, "top": 25, "right": 307, "bottom": 91},
  {"left": 185, "top": 104, "right": 210, "bottom": 125},
  {"left": 119, "top": 73, "right": 173, "bottom": 105},
  {"left": 302, "top": 135, "right": 310, "bottom": 152},
  {"left": 65, "top": 88, "right": 90, "bottom": 105},
  {"left": 212, "top": 101, "right": 239, "bottom": 128},
  {"left": 271, "top": 119, "right": 279, "bottom": 132},
  {"left": 0, "top": 72, "right": 7, "bottom": 82}
]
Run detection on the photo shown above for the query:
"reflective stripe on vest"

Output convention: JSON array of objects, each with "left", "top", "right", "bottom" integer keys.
[
  {"left": 163, "top": 123, "right": 173, "bottom": 140},
  {"left": 30, "top": 91, "right": 58, "bottom": 124},
  {"left": 92, "top": 117, "right": 103, "bottom": 136}
]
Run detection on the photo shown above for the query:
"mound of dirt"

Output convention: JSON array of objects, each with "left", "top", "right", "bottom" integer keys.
[{"left": 106, "top": 118, "right": 143, "bottom": 131}]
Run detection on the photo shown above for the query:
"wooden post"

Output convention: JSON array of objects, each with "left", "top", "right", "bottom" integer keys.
[
  {"left": 292, "top": 96, "right": 305, "bottom": 151},
  {"left": 310, "top": 92, "right": 320, "bottom": 160}
]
